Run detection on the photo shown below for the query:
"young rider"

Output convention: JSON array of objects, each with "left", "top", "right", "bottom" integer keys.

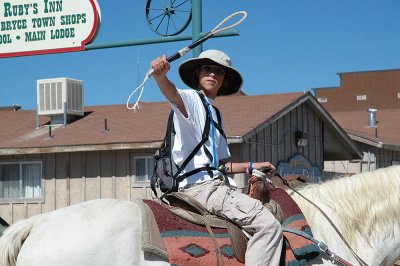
[{"left": 151, "top": 49, "right": 283, "bottom": 265}]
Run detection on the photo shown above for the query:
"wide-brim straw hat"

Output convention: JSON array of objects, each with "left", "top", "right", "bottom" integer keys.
[{"left": 178, "top": 49, "right": 243, "bottom": 96}]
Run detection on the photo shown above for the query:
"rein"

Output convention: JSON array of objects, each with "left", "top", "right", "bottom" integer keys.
[
  {"left": 282, "top": 227, "right": 353, "bottom": 266},
  {"left": 274, "top": 173, "right": 369, "bottom": 266}
]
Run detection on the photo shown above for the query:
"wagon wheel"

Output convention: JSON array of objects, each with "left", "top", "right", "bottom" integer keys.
[{"left": 145, "top": 0, "right": 192, "bottom": 36}]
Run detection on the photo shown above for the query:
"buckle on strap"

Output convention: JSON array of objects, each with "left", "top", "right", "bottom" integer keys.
[
  {"left": 317, "top": 242, "right": 346, "bottom": 265},
  {"left": 317, "top": 241, "right": 329, "bottom": 253}
]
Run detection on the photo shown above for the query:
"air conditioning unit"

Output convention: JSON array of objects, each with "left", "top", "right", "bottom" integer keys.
[{"left": 37, "top": 77, "right": 84, "bottom": 116}]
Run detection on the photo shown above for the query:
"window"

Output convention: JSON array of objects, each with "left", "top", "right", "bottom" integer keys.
[
  {"left": 356, "top": 95, "right": 367, "bottom": 101},
  {"left": 133, "top": 156, "right": 154, "bottom": 182},
  {"left": 397, "top": 92, "right": 400, "bottom": 99},
  {"left": 317, "top": 97, "right": 327, "bottom": 103},
  {"left": 0, "top": 161, "right": 42, "bottom": 200}
]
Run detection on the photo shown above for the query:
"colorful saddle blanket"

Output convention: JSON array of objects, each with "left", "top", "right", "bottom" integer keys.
[
  {"left": 144, "top": 200, "right": 242, "bottom": 266},
  {"left": 271, "top": 188, "right": 320, "bottom": 265},
  {"left": 144, "top": 188, "right": 320, "bottom": 266}
]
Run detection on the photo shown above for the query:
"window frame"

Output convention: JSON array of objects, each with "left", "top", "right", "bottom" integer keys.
[
  {"left": 0, "top": 160, "right": 44, "bottom": 203},
  {"left": 132, "top": 155, "right": 154, "bottom": 183}
]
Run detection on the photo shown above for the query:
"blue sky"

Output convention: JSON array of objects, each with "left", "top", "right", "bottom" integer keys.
[{"left": 1, "top": 1, "right": 400, "bottom": 110}]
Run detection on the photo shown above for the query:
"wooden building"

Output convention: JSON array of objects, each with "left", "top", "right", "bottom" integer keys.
[
  {"left": 314, "top": 69, "right": 400, "bottom": 173},
  {"left": 0, "top": 91, "right": 361, "bottom": 224}
]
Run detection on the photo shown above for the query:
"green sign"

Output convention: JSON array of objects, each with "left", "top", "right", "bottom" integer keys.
[{"left": 0, "top": 0, "right": 101, "bottom": 57}]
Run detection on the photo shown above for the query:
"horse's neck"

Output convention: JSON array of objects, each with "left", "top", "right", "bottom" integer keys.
[{"left": 291, "top": 166, "right": 400, "bottom": 265}]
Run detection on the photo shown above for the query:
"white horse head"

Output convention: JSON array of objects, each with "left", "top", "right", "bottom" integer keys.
[{"left": 0, "top": 166, "right": 399, "bottom": 266}]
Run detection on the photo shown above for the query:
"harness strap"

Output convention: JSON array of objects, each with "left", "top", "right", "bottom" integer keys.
[
  {"left": 164, "top": 110, "right": 175, "bottom": 152},
  {"left": 276, "top": 173, "right": 369, "bottom": 266},
  {"left": 176, "top": 166, "right": 217, "bottom": 183},
  {"left": 173, "top": 129, "right": 210, "bottom": 178},
  {"left": 203, "top": 213, "right": 224, "bottom": 266},
  {"left": 213, "top": 105, "right": 226, "bottom": 139},
  {"left": 161, "top": 192, "right": 225, "bottom": 266},
  {"left": 157, "top": 92, "right": 227, "bottom": 197},
  {"left": 282, "top": 227, "right": 354, "bottom": 266},
  {"left": 151, "top": 111, "right": 176, "bottom": 198},
  {"left": 205, "top": 99, "right": 218, "bottom": 167},
  {"left": 173, "top": 93, "right": 225, "bottom": 182},
  {"left": 197, "top": 92, "right": 226, "bottom": 168}
]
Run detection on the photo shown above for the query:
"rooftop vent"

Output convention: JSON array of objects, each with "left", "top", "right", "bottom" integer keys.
[
  {"left": 36, "top": 78, "right": 84, "bottom": 126},
  {"left": 0, "top": 104, "right": 21, "bottom": 111},
  {"left": 367, "top": 108, "right": 378, "bottom": 127}
]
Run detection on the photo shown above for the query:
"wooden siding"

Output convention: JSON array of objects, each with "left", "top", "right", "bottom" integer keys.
[
  {"left": 242, "top": 103, "right": 324, "bottom": 170},
  {"left": 0, "top": 103, "right": 343, "bottom": 224},
  {"left": 324, "top": 142, "right": 400, "bottom": 174},
  {"left": 0, "top": 149, "right": 153, "bottom": 224},
  {"left": 376, "top": 146, "right": 400, "bottom": 169},
  {"left": 0, "top": 146, "right": 248, "bottom": 224}
]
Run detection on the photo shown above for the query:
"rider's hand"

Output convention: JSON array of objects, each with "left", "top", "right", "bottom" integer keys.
[
  {"left": 254, "top": 162, "right": 276, "bottom": 174},
  {"left": 151, "top": 55, "right": 170, "bottom": 79}
]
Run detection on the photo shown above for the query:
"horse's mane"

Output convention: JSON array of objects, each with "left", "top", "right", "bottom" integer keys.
[{"left": 290, "top": 166, "right": 400, "bottom": 248}]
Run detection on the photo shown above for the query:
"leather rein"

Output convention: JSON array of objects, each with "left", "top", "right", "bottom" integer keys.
[{"left": 272, "top": 172, "right": 369, "bottom": 266}]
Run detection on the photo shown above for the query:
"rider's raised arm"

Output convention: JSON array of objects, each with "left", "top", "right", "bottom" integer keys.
[{"left": 151, "top": 55, "right": 187, "bottom": 117}]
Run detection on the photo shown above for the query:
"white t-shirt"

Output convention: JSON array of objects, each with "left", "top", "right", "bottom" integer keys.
[{"left": 169, "top": 89, "right": 231, "bottom": 187}]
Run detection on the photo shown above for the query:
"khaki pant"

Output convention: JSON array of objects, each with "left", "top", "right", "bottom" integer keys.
[{"left": 182, "top": 178, "right": 283, "bottom": 266}]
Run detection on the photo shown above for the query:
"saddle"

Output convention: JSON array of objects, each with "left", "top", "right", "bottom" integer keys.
[
  {"left": 162, "top": 192, "right": 248, "bottom": 263},
  {"left": 147, "top": 173, "right": 319, "bottom": 265}
]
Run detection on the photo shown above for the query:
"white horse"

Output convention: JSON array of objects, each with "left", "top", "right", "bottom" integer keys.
[{"left": 1, "top": 166, "right": 400, "bottom": 266}]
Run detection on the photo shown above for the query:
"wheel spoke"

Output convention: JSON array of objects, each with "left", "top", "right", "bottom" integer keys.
[
  {"left": 170, "top": 16, "right": 179, "bottom": 32},
  {"left": 165, "top": 15, "right": 170, "bottom": 35},
  {"left": 170, "top": 12, "right": 184, "bottom": 23},
  {"left": 148, "top": 12, "right": 166, "bottom": 23},
  {"left": 155, "top": 0, "right": 168, "bottom": 9},
  {"left": 174, "top": 0, "right": 189, "bottom": 9},
  {"left": 174, "top": 9, "right": 190, "bottom": 13},
  {"left": 155, "top": 13, "right": 167, "bottom": 32},
  {"left": 146, "top": 0, "right": 191, "bottom": 36},
  {"left": 147, "top": 8, "right": 168, "bottom": 12}
]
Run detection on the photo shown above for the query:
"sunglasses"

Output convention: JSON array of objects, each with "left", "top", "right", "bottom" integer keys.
[{"left": 201, "top": 65, "right": 226, "bottom": 76}]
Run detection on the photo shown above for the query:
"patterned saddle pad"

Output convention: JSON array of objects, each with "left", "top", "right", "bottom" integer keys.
[
  {"left": 144, "top": 200, "right": 242, "bottom": 266},
  {"left": 144, "top": 188, "right": 320, "bottom": 266},
  {"left": 271, "top": 188, "right": 321, "bottom": 265}
]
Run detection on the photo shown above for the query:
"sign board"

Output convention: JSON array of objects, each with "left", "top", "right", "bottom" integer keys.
[
  {"left": 0, "top": 0, "right": 101, "bottom": 57},
  {"left": 276, "top": 154, "right": 322, "bottom": 182}
]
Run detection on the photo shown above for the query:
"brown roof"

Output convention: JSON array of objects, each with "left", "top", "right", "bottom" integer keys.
[
  {"left": 330, "top": 109, "right": 400, "bottom": 148},
  {"left": 215, "top": 92, "right": 305, "bottom": 137},
  {"left": 0, "top": 92, "right": 304, "bottom": 154}
]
